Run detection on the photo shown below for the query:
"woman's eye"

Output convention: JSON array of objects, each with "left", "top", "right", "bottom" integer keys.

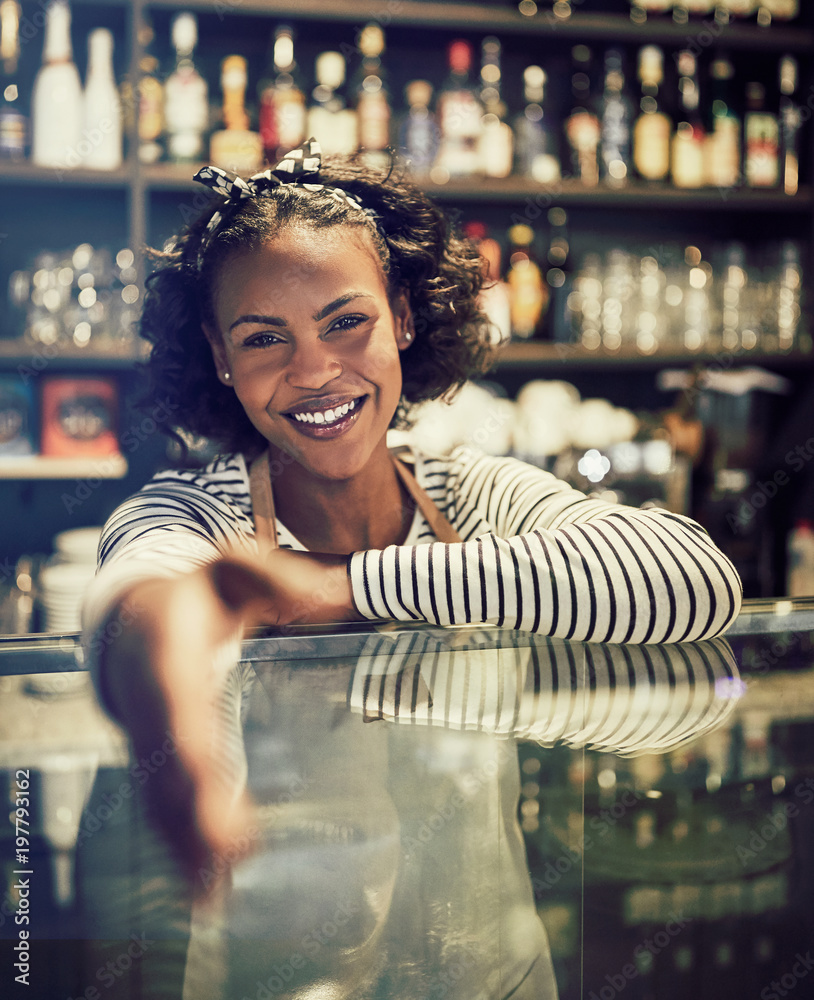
[
  {"left": 243, "top": 332, "right": 283, "bottom": 348},
  {"left": 330, "top": 314, "right": 368, "bottom": 333}
]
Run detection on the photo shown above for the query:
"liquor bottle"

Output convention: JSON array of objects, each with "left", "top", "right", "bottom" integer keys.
[
  {"left": 602, "top": 249, "right": 636, "bottom": 349},
  {"left": 671, "top": 50, "right": 705, "bottom": 188},
  {"left": 435, "top": 39, "right": 482, "bottom": 178},
  {"left": 164, "top": 12, "right": 208, "bottom": 163},
  {"left": 399, "top": 80, "right": 438, "bottom": 179},
  {"left": 136, "top": 19, "right": 163, "bottom": 164},
  {"left": 565, "top": 45, "right": 600, "bottom": 187},
  {"left": 354, "top": 23, "right": 391, "bottom": 167},
  {"left": 632, "top": 0, "right": 673, "bottom": 12},
  {"left": 681, "top": 244, "right": 712, "bottom": 352},
  {"left": 630, "top": 0, "right": 673, "bottom": 19},
  {"left": 0, "top": 0, "right": 25, "bottom": 160},
  {"left": 513, "top": 66, "right": 560, "bottom": 185},
  {"left": 571, "top": 252, "right": 603, "bottom": 349},
  {"left": 307, "top": 51, "right": 357, "bottom": 157},
  {"left": 703, "top": 55, "right": 740, "bottom": 189},
  {"left": 545, "top": 206, "right": 572, "bottom": 343},
  {"left": 787, "top": 521, "right": 814, "bottom": 597},
  {"left": 744, "top": 81, "right": 779, "bottom": 188},
  {"left": 31, "top": 0, "right": 83, "bottom": 169},
  {"left": 778, "top": 55, "right": 801, "bottom": 196},
  {"left": 720, "top": 242, "right": 747, "bottom": 351},
  {"left": 634, "top": 253, "right": 667, "bottom": 353},
  {"left": 477, "top": 35, "right": 512, "bottom": 179},
  {"left": 257, "top": 25, "right": 306, "bottom": 165},
  {"left": 210, "top": 55, "right": 263, "bottom": 174},
  {"left": 723, "top": 0, "right": 759, "bottom": 15},
  {"left": 507, "top": 224, "right": 547, "bottom": 340},
  {"left": 464, "top": 222, "right": 511, "bottom": 346},
  {"left": 82, "top": 28, "right": 122, "bottom": 170},
  {"left": 599, "top": 49, "right": 633, "bottom": 187},
  {"left": 776, "top": 241, "right": 801, "bottom": 350},
  {"left": 632, "top": 45, "right": 671, "bottom": 182},
  {"left": 757, "top": 0, "right": 799, "bottom": 20}
]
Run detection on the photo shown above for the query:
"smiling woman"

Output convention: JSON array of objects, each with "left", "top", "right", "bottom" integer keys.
[
  {"left": 81, "top": 139, "right": 742, "bottom": 1000},
  {"left": 203, "top": 228, "right": 410, "bottom": 514}
]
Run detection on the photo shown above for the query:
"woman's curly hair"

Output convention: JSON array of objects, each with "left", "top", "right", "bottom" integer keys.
[{"left": 138, "top": 153, "right": 497, "bottom": 456}]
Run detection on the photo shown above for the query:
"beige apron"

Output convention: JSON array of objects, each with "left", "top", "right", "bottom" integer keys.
[{"left": 248, "top": 448, "right": 463, "bottom": 553}]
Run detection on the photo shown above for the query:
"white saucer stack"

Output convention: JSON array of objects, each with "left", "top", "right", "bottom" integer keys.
[{"left": 38, "top": 527, "right": 101, "bottom": 634}]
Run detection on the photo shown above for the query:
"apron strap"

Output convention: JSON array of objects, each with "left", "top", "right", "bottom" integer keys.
[
  {"left": 248, "top": 449, "right": 462, "bottom": 552},
  {"left": 390, "top": 455, "right": 462, "bottom": 544},
  {"left": 248, "top": 452, "right": 279, "bottom": 556}
]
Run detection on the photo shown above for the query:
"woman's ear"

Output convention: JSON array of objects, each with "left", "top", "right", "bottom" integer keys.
[
  {"left": 203, "top": 322, "right": 232, "bottom": 386},
  {"left": 391, "top": 290, "right": 414, "bottom": 351}
]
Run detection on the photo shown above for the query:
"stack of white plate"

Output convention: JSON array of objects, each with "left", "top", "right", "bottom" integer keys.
[{"left": 38, "top": 527, "right": 102, "bottom": 634}]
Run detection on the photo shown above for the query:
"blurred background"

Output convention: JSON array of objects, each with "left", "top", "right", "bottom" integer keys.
[
  {"left": 2, "top": 6, "right": 814, "bottom": 998},
  {"left": 1, "top": 0, "right": 814, "bottom": 634}
]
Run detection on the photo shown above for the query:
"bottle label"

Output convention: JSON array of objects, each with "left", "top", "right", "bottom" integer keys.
[
  {"left": 138, "top": 77, "right": 163, "bottom": 143},
  {"left": 745, "top": 113, "right": 779, "bottom": 187},
  {"left": 765, "top": 0, "right": 799, "bottom": 17},
  {"left": 509, "top": 261, "right": 547, "bottom": 339},
  {"left": 0, "top": 109, "right": 26, "bottom": 158},
  {"left": 307, "top": 106, "right": 358, "bottom": 157},
  {"left": 479, "top": 118, "right": 513, "bottom": 178},
  {"left": 782, "top": 103, "right": 802, "bottom": 144},
  {"left": 276, "top": 92, "right": 306, "bottom": 149},
  {"left": 358, "top": 92, "right": 390, "bottom": 151},
  {"left": 672, "top": 127, "right": 705, "bottom": 188},
  {"left": 515, "top": 118, "right": 561, "bottom": 184},
  {"left": 566, "top": 111, "right": 600, "bottom": 185},
  {"left": 260, "top": 89, "right": 306, "bottom": 156},
  {"left": 31, "top": 62, "right": 84, "bottom": 167},
  {"left": 633, "top": 113, "right": 671, "bottom": 180},
  {"left": 704, "top": 118, "right": 740, "bottom": 187},
  {"left": 401, "top": 115, "right": 438, "bottom": 174},
  {"left": 436, "top": 92, "right": 480, "bottom": 175},
  {"left": 601, "top": 97, "right": 630, "bottom": 154},
  {"left": 165, "top": 69, "right": 208, "bottom": 135},
  {"left": 438, "top": 91, "right": 480, "bottom": 139},
  {"left": 566, "top": 111, "right": 600, "bottom": 152}
]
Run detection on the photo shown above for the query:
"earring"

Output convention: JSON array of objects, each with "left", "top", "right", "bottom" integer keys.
[
  {"left": 404, "top": 332, "right": 412, "bottom": 343},
  {"left": 223, "top": 372, "right": 231, "bottom": 381}
]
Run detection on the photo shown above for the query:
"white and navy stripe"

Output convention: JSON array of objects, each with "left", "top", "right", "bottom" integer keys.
[
  {"left": 84, "top": 447, "right": 741, "bottom": 645},
  {"left": 350, "top": 448, "right": 741, "bottom": 643},
  {"left": 348, "top": 631, "right": 740, "bottom": 752}
]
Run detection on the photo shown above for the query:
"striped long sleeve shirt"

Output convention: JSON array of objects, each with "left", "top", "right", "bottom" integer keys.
[{"left": 83, "top": 446, "right": 742, "bottom": 645}]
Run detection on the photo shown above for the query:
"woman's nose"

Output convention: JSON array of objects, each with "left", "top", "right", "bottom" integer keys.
[{"left": 284, "top": 339, "right": 343, "bottom": 389}]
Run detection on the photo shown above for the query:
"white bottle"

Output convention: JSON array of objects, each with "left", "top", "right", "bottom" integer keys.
[
  {"left": 307, "top": 52, "right": 357, "bottom": 157},
  {"left": 82, "top": 28, "right": 122, "bottom": 169},
  {"left": 478, "top": 235, "right": 512, "bottom": 346},
  {"left": 31, "top": 0, "right": 83, "bottom": 169},
  {"left": 164, "top": 12, "right": 208, "bottom": 162},
  {"left": 787, "top": 520, "right": 814, "bottom": 597}
]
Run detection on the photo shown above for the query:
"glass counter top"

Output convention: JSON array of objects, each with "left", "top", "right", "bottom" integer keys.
[{"left": 0, "top": 599, "right": 813, "bottom": 1000}]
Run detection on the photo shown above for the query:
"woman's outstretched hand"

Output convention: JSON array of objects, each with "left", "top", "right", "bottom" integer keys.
[{"left": 98, "top": 551, "right": 365, "bottom": 889}]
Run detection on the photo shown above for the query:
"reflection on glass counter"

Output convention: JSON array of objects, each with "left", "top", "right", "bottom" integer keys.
[{"left": 1, "top": 602, "right": 814, "bottom": 999}]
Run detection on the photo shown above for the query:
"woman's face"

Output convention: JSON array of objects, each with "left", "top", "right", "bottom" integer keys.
[{"left": 206, "top": 224, "right": 412, "bottom": 481}]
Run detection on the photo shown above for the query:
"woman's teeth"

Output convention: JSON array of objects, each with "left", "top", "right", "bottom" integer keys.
[{"left": 292, "top": 398, "right": 358, "bottom": 426}]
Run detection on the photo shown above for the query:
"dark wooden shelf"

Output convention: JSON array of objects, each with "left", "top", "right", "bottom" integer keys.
[
  {"left": 494, "top": 342, "right": 814, "bottom": 370},
  {"left": 0, "top": 160, "right": 134, "bottom": 188},
  {"left": 0, "top": 455, "right": 128, "bottom": 480},
  {"left": 140, "top": 163, "right": 811, "bottom": 211},
  {"left": 4, "top": 157, "right": 809, "bottom": 213},
  {"left": 0, "top": 340, "right": 147, "bottom": 368},
  {"left": 143, "top": 0, "right": 813, "bottom": 50},
  {"left": 424, "top": 179, "right": 812, "bottom": 211}
]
